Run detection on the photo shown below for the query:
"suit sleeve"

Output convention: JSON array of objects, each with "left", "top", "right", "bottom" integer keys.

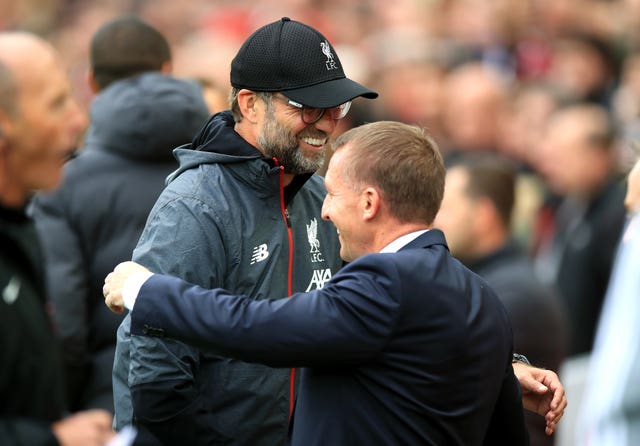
[
  {"left": 31, "top": 193, "right": 90, "bottom": 409},
  {"left": 0, "top": 419, "right": 59, "bottom": 446},
  {"left": 125, "top": 196, "right": 227, "bottom": 444},
  {"left": 482, "top": 361, "right": 529, "bottom": 445},
  {"left": 130, "top": 257, "right": 401, "bottom": 367}
]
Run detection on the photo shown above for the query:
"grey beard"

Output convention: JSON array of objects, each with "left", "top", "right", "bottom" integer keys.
[
  {"left": 258, "top": 111, "right": 326, "bottom": 174},
  {"left": 263, "top": 143, "right": 325, "bottom": 174}
]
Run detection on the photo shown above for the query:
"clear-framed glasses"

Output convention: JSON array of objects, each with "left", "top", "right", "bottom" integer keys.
[{"left": 273, "top": 94, "right": 352, "bottom": 124}]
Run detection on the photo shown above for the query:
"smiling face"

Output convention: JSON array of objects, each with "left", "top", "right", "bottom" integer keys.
[
  {"left": 321, "top": 145, "right": 370, "bottom": 262},
  {"left": 257, "top": 93, "right": 339, "bottom": 175}
]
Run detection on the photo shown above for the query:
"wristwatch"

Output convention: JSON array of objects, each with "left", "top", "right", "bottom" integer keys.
[{"left": 512, "top": 353, "right": 531, "bottom": 366}]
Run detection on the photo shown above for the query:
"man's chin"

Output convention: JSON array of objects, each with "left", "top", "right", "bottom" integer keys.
[{"left": 283, "top": 155, "right": 324, "bottom": 175}]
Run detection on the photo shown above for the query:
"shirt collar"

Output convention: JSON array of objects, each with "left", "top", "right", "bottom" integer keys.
[{"left": 379, "top": 229, "right": 429, "bottom": 253}]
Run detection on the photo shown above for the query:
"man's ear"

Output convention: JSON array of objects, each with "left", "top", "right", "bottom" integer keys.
[
  {"left": 237, "top": 89, "right": 260, "bottom": 124},
  {"left": 361, "top": 186, "right": 381, "bottom": 221}
]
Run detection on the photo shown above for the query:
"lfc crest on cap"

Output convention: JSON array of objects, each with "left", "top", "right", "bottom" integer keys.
[{"left": 320, "top": 40, "right": 338, "bottom": 71}]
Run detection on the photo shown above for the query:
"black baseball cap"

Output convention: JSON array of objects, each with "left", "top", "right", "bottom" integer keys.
[{"left": 231, "top": 17, "right": 378, "bottom": 108}]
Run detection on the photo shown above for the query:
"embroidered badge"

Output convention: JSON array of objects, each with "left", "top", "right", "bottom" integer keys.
[{"left": 320, "top": 40, "right": 338, "bottom": 71}]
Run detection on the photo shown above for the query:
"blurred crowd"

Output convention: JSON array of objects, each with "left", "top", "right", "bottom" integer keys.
[
  {"left": 5, "top": 0, "right": 639, "bottom": 190},
  {"left": 3, "top": 0, "right": 640, "bottom": 151},
  {"left": 3, "top": 0, "right": 640, "bottom": 445}
]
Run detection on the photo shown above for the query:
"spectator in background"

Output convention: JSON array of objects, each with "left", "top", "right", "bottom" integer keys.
[
  {"left": 368, "top": 56, "right": 448, "bottom": 144},
  {"left": 611, "top": 51, "right": 640, "bottom": 129},
  {"left": 545, "top": 32, "right": 618, "bottom": 108},
  {"left": 434, "top": 154, "right": 568, "bottom": 446},
  {"left": 532, "top": 103, "right": 627, "bottom": 356},
  {"left": 31, "top": 16, "right": 209, "bottom": 414},
  {"left": 192, "top": 76, "right": 229, "bottom": 114},
  {"left": 498, "top": 81, "right": 570, "bottom": 248},
  {"left": 361, "top": 22, "right": 450, "bottom": 140},
  {"left": 577, "top": 156, "right": 640, "bottom": 445},
  {"left": 500, "top": 81, "right": 569, "bottom": 172},
  {"left": 0, "top": 31, "right": 114, "bottom": 446},
  {"left": 440, "top": 61, "right": 511, "bottom": 162}
]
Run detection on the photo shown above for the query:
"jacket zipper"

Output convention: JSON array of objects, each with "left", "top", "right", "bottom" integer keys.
[{"left": 276, "top": 161, "right": 296, "bottom": 418}]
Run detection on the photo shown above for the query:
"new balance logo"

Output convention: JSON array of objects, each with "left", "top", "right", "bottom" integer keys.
[
  {"left": 305, "top": 268, "right": 332, "bottom": 291},
  {"left": 250, "top": 244, "right": 270, "bottom": 264}
]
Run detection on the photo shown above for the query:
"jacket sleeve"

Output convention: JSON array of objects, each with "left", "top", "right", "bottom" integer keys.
[
  {"left": 0, "top": 419, "right": 59, "bottom": 446},
  {"left": 482, "top": 361, "right": 530, "bottom": 445},
  {"left": 125, "top": 195, "right": 227, "bottom": 444},
  {"left": 31, "top": 193, "right": 90, "bottom": 409},
  {"left": 130, "top": 256, "right": 401, "bottom": 368}
]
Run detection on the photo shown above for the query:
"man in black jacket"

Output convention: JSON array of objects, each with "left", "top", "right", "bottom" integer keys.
[
  {"left": 31, "top": 16, "right": 209, "bottom": 414},
  {"left": 0, "top": 32, "right": 114, "bottom": 446},
  {"left": 434, "top": 154, "right": 569, "bottom": 446},
  {"left": 532, "top": 103, "right": 627, "bottom": 356}
]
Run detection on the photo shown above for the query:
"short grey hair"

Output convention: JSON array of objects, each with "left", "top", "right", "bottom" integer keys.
[{"left": 230, "top": 87, "right": 274, "bottom": 122}]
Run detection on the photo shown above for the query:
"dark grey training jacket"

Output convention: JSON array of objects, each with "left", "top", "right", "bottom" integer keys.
[{"left": 113, "top": 111, "right": 342, "bottom": 445}]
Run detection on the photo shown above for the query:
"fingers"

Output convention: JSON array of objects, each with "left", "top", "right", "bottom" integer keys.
[
  {"left": 82, "top": 408, "right": 113, "bottom": 427},
  {"left": 513, "top": 362, "right": 549, "bottom": 394},
  {"left": 543, "top": 385, "right": 567, "bottom": 436},
  {"left": 521, "top": 374, "right": 548, "bottom": 395},
  {"left": 52, "top": 409, "right": 115, "bottom": 446},
  {"left": 103, "top": 271, "right": 124, "bottom": 314},
  {"left": 549, "top": 382, "right": 567, "bottom": 412},
  {"left": 545, "top": 404, "right": 565, "bottom": 436},
  {"left": 545, "top": 423, "right": 556, "bottom": 436},
  {"left": 104, "top": 292, "right": 124, "bottom": 314},
  {"left": 546, "top": 396, "right": 567, "bottom": 423},
  {"left": 513, "top": 363, "right": 568, "bottom": 437},
  {"left": 106, "top": 302, "right": 125, "bottom": 314}
]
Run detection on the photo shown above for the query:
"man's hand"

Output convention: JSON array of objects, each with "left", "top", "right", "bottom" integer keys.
[
  {"left": 52, "top": 409, "right": 115, "bottom": 446},
  {"left": 513, "top": 361, "right": 567, "bottom": 435},
  {"left": 103, "top": 261, "right": 150, "bottom": 313}
]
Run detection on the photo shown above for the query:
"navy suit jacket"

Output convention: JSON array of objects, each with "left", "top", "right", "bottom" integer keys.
[{"left": 130, "top": 230, "right": 528, "bottom": 445}]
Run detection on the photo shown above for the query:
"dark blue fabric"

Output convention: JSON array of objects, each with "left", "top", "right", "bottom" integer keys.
[{"left": 131, "top": 230, "right": 528, "bottom": 445}]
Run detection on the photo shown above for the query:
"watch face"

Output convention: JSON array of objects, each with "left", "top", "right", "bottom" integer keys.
[{"left": 512, "top": 353, "right": 531, "bottom": 366}]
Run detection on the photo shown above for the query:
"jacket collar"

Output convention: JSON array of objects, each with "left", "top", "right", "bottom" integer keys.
[{"left": 399, "top": 229, "right": 449, "bottom": 252}]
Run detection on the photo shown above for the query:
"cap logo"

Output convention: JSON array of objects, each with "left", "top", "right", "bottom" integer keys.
[{"left": 320, "top": 40, "right": 338, "bottom": 71}]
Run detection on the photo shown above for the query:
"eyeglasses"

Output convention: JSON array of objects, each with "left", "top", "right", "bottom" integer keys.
[{"left": 273, "top": 94, "right": 352, "bottom": 124}]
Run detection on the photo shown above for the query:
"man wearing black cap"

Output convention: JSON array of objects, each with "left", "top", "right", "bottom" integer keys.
[{"left": 111, "top": 17, "right": 377, "bottom": 445}]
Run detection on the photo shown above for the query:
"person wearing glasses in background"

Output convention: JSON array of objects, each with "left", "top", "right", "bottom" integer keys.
[{"left": 112, "top": 17, "right": 567, "bottom": 445}]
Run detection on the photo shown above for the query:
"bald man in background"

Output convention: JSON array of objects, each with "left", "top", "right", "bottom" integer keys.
[{"left": 0, "top": 32, "right": 114, "bottom": 446}]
